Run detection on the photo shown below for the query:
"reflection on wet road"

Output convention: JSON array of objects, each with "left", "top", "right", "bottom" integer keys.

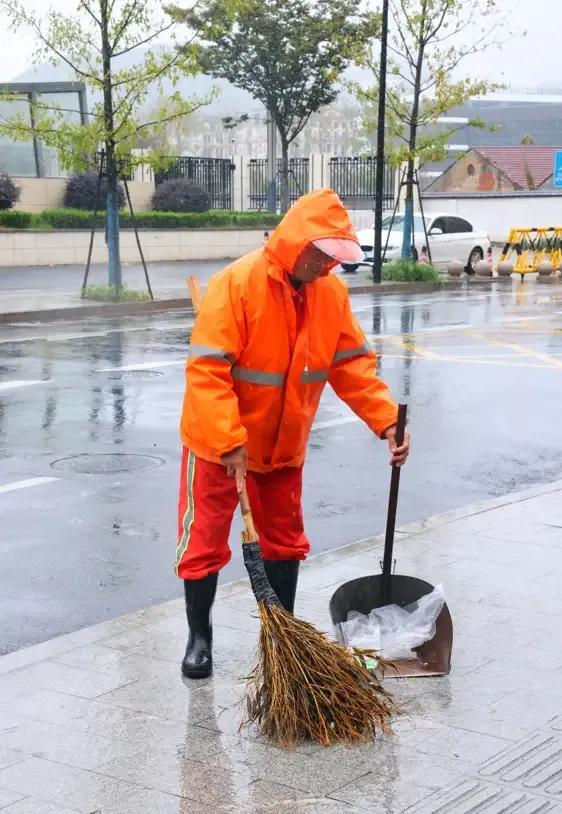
[{"left": 1, "top": 283, "right": 561, "bottom": 652}]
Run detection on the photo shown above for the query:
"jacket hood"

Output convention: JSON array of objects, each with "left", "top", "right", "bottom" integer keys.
[{"left": 264, "top": 188, "right": 359, "bottom": 278}]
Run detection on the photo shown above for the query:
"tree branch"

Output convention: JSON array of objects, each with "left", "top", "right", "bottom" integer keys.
[
  {"left": 136, "top": 103, "right": 206, "bottom": 132},
  {"left": 113, "top": 20, "right": 176, "bottom": 57},
  {"left": 79, "top": 0, "right": 101, "bottom": 27},
  {"left": 0, "top": 1, "right": 97, "bottom": 81}
]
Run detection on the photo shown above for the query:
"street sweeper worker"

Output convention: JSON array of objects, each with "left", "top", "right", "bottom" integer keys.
[{"left": 176, "top": 188, "right": 410, "bottom": 679}]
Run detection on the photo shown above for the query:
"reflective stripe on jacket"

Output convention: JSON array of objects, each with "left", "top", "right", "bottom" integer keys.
[{"left": 180, "top": 188, "right": 398, "bottom": 472}]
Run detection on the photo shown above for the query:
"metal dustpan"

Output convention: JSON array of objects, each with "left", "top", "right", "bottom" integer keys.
[{"left": 329, "top": 404, "right": 453, "bottom": 677}]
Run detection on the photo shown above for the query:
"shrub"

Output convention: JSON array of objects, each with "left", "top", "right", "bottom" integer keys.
[
  {"left": 64, "top": 172, "right": 125, "bottom": 210},
  {"left": 0, "top": 209, "right": 32, "bottom": 228},
  {"left": 152, "top": 179, "right": 212, "bottom": 213},
  {"left": 0, "top": 173, "right": 20, "bottom": 210},
  {"left": 40, "top": 208, "right": 100, "bottom": 229},
  {"left": 83, "top": 284, "right": 151, "bottom": 302},
  {"left": 382, "top": 259, "right": 440, "bottom": 283},
  {"left": 39, "top": 208, "right": 283, "bottom": 230}
]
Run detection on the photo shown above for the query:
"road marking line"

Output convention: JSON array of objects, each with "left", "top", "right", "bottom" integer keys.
[
  {"left": 379, "top": 352, "right": 552, "bottom": 369},
  {"left": 466, "top": 330, "right": 562, "bottom": 369},
  {"left": 0, "top": 477, "right": 59, "bottom": 495},
  {"left": 0, "top": 380, "right": 49, "bottom": 392},
  {"left": 312, "top": 415, "right": 360, "bottom": 431},
  {"left": 97, "top": 360, "right": 184, "bottom": 372}
]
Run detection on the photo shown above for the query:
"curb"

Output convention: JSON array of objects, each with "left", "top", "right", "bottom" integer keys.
[
  {"left": 0, "top": 280, "right": 466, "bottom": 324},
  {"left": 1, "top": 477, "right": 561, "bottom": 675}
]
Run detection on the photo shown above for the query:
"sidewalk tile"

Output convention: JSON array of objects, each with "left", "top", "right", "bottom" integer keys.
[
  {"left": 97, "top": 675, "right": 230, "bottom": 723},
  {"left": 86, "top": 788, "right": 212, "bottom": 814},
  {"left": 479, "top": 732, "right": 562, "bottom": 798},
  {"left": 0, "top": 718, "right": 143, "bottom": 771},
  {"left": 0, "top": 799, "right": 80, "bottom": 813},
  {"left": 0, "top": 748, "right": 26, "bottom": 771},
  {"left": 405, "top": 777, "right": 562, "bottom": 814},
  {"left": 204, "top": 734, "right": 375, "bottom": 795},
  {"left": 6, "top": 661, "right": 136, "bottom": 699},
  {"left": 94, "top": 750, "right": 254, "bottom": 807},
  {"left": 0, "top": 756, "right": 149, "bottom": 812},
  {"left": 52, "top": 643, "right": 180, "bottom": 682},
  {"left": 330, "top": 772, "right": 436, "bottom": 813},
  {"left": 0, "top": 679, "right": 36, "bottom": 706},
  {"left": 0, "top": 788, "right": 26, "bottom": 808}
]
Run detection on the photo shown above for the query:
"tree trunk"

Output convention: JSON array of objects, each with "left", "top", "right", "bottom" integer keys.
[
  {"left": 100, "top": 0, "right": 122, "bottom": 289},
  {"left": 401, "top": 11, "right": 426, "bottom": 261},
  {"left": 400, "top": 154, "right": 416, "bottom": 260},
  {"left": 280, "top": 137, "right": 290, "bottom": 213}
]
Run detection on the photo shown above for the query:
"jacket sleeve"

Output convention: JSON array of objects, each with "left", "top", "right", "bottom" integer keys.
[
  {"left": 182, "top": 271, "right": 248, "bottom": 458},
  {"left": 328, "top": 294, "right": 398, "bottom": 438}
]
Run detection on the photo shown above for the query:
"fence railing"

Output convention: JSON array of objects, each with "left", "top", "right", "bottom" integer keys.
[
  {"left": 248, "top": 158, "right": 310, "bottom": 210},
  {"left": 154, "top": 157, "right": 235, "bottom": 210},
  {"left": 329, "top": 157, "right": 395, "bottom": 209}
]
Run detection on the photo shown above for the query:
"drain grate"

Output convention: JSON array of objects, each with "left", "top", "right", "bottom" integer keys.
[{"left": 51, "top": 453, "right": 165, "bottom": 474}]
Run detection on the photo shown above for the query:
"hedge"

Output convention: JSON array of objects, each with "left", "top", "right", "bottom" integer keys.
[
  {"left": 0, "top": 210, "right": 33, "bottom": 228},
  {"left": 36, "top": 208, "right": 284, "bottom": 230},
  {"left": 382, "top": 259, "right": 441, "bottom": 283}
]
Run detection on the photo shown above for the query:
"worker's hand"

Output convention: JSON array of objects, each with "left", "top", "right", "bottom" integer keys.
[
  {"left": 221, "top": 445, "right": 248, "bottom": 479},
  {"left": 383, "top": 426, "right": 410, "bottom": 467}
]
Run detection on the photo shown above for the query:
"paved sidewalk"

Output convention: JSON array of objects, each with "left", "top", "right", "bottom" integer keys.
[
  {"left": 1, "top": 481, "right": 562, "bottom": 813},
  {"left": 0, "top": 260, "right": 465, "bottom": 322}
]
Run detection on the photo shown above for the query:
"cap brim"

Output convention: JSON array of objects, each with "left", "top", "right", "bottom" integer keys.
[{"left": 313, "top": 238, "right": 364, "bottom": 264}]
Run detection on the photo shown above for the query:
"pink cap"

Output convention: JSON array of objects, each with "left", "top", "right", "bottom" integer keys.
[{"left": 313, "top": 237, "right": 364, "bottom": 264}]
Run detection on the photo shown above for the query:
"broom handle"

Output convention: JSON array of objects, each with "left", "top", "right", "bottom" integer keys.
[
  {"left": 381, "top": 403, "right": 408, "bottom": 588},
  {"left": 236, "top": 472, "right": 260, "bottom": 544}
]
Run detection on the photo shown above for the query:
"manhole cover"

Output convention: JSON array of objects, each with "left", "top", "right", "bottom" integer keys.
[
  {"left": 51, "top": 453, "right": 165, "bottom": 474},
  {"left": 101, "top": 370, "right": 165, "bottom": 380}
]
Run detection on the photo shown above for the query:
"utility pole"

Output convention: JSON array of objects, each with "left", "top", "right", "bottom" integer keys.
[{"left": 372, "top": 0, "right": 389, "bottom": 284}]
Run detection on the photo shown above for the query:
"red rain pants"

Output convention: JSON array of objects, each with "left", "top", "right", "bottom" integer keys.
[{"left": 175, "top": 447, "right": 309, "bottom": 580}]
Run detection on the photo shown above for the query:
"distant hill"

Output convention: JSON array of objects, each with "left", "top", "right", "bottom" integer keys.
[{"left": 14, "top": 57, "right": 369, "bottom": 117}]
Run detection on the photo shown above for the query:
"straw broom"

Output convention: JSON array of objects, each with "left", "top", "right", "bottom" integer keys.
[
  {"left": 237, "top": 476, "right": 396, "bottom": 749},
  {"left": 187, "top": 275, "right": 396, "bottom": 748}
]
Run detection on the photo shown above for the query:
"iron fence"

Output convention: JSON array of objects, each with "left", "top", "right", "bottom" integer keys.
[
  {"left": 329, "top": 157, "right": 395, "bottom": 209},
  {"left": 248, "top": 158, "right": 310, "bottom": 210},
  {"left": 155, "top": 157, "right": 235, "bottom": 210}
]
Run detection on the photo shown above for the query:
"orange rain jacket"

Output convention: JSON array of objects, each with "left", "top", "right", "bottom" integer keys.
[{"left": 181, "top": 188, "right": 398, "bottom": 473}]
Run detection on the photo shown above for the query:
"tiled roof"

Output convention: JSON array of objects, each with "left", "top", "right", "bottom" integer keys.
[{"left": 473, "top": 146, "right": 562, "bottom": 189}]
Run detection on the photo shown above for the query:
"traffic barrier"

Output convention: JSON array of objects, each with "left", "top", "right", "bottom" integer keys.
[{"left": 497, "top": 227, "right": 562, "bottom": 280}]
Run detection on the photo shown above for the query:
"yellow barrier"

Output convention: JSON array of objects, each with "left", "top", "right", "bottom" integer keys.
[{"left": 498, "top": 227, "right": 562, "bottom": 279}]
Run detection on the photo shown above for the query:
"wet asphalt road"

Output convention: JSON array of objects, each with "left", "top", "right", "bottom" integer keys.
[{"left": 1, "top": 282, "right": 561, "bottom": 654}]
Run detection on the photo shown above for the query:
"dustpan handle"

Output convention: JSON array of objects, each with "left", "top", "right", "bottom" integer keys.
[{"left": 382, "top": 404, "right": 408, "bottom": 585}]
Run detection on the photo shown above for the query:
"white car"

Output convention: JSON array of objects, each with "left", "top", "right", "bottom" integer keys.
[{"left": 345, "top": 213, "right": 491, "bottom": 274}]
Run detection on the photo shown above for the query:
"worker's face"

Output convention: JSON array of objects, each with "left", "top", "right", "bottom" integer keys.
[{"left": 292, "top": 244, "right": 336, "bottom": 283}]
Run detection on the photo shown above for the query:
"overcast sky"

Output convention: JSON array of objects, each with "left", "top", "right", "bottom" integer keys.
[{"left": 0, "top": 0, "right": 558, "bottom": 91}]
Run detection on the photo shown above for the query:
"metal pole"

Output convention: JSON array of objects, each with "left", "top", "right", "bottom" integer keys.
[{"left": 372, "top": 0, "right": 389, "bottom": 284}]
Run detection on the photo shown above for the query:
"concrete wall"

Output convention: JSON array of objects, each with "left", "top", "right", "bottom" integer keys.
[
  {"left": 0, "top": 228, "right": 265, "bottom": 268},
  {"left": 13, "top": 178, "right": 66, "bottom": 213},
  {"left": 421, "top": 192, "right": 562, "bottom": 242},
  {"left": 13, "top": 177, "right": 155, "bottom": 213}
]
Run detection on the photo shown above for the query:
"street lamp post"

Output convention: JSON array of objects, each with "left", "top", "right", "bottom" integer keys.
[{"left": 372, "top": 0, "right": 389, "bottom": 284}]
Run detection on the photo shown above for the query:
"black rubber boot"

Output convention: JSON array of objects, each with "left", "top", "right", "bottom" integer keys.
[
  {"left": 181, "top": 573, "right": 218, "bottom": 679},
  {"left": 263, "top": 560, "right": 300, "bottom": 614}
]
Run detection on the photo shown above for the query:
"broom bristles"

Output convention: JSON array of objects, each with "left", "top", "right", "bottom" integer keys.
[{"left": 244, "top": 603, "right": 398, "bottom": 749}]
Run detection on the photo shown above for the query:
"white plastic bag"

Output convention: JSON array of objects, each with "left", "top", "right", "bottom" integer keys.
[{"left": 342, "top": 584, "right": 445, "bottom": 660}]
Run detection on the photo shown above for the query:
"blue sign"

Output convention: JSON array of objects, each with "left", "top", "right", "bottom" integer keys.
[{"left": 554, "top": 151, "right": 562, "bottom": 188}]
